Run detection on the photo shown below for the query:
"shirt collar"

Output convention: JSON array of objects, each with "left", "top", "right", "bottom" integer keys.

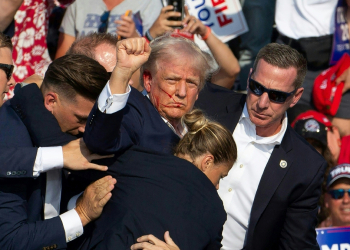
[
  {"left": 240, "top": 103, "right": 288, "bottom": 145},
  {"left": 146, "top": 94, "right": 188, "bottom": 138}
]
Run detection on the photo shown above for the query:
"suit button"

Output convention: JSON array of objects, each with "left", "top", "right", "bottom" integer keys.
[
  {"left": 6, "top": 171, "right": 11, "bottom": 176},
  {"left": 11, "top": 171, "right": 16, "bottom": 175},
  {"left": 22, "top": 170, "right": 26, "bottom": 175}
]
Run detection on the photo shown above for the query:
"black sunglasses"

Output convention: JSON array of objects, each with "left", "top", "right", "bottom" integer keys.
[
  {"left": 0, "top": 63, "right": 14, "bottom": 81},
  {"left": 328, "top": 189, "right": 350, "bottom": 199},
  {"left": 98, "top": 11, "right": 110, "bottom": 33},
  {"left": 248, "top": 75, "right": 297, "bottom": 103}
]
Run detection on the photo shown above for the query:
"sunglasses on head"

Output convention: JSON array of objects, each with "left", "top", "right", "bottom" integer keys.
[
  {"left": 0, "top": 63, "right": 14, "bottom": 81},
  {"left": 248, "top": 74, "right": 297, "bottom": 103},
  {"left": 328, "top": 189, "right": 350, "bottom": 199},
  {"left": 98, "top": 11, "right": 111, "bottom": 33}
]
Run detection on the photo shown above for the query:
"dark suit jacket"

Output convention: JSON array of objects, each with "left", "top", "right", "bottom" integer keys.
[
  {"left": 0, "top": 89, "right": 67, "bottom": 249},
  {"left": 77, "top": 146, "right": 226, "bottom": 250},
  {"left": 195, "top": 82, "right": 327, "bottom": 250},
  {"left": 84, "top": 87, "right": 180, "bottom": 155}
]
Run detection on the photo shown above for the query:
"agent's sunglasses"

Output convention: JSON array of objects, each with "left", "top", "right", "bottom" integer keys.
[
  {"left": 0, "top": 63, "right": 14, "bottom": 81},
  {"left": 98, "top": 11, "right": 110, "bottom": 33},
  {"left": 248, "top": 75, "right": 297, "bottom": 103},
  {"left": 328, "top": 189, "right": 350, "bottom": 199}
]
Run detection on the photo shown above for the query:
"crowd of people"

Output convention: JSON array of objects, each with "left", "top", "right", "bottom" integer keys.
[{"left": 0, "top": 0, "right": 350, "bottom": 249}]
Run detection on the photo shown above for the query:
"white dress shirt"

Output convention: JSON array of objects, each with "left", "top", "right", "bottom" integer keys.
[
  {"left": 219, "top": 104, "right": 288, "bottom": 250},
  {"left": 275, "top": 0, "right": 337, "bottom": 39},
  {"left": 32, "top": 140, "right": 83, "bottom": 242}
]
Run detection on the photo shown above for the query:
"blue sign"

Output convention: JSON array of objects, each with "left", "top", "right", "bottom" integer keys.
[
  {"left": 317, "top": 227, "right": 350, "bottom": 250},
  {"left": 330, "top": 0, "right": 350, "bottom": 65}
]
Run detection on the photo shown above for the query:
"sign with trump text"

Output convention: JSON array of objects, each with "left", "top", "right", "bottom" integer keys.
[
  {"left": 317, "top": 227, "right": 350, "bottom": 250},
  {"left": 186, "top": 0, "right": 248, "bottom": 50}
]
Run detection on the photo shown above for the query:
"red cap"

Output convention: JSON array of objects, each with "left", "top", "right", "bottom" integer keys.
[
  {"left": 312, "top": 53, "right": 350, "bottom": 116},
  {"left": 291, "top": 110, "right": 332, "bottom": 128}
]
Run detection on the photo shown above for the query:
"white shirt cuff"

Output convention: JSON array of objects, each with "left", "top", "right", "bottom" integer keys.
[
  {"left": 60, "top": 209, "right": 84, "bottom": 243},
  {"left": 97, "top": 81, "right": 131, "bottom": 114},
  {"left": 33, "top": 147, "right": 63, "bottom": 177},
  {"left": 67, "top": 192, "right": 83, "bottom": 210}
]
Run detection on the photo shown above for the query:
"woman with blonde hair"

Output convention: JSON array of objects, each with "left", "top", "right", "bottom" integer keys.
[{"left": 79, "top": 109, "right": 237, "bottom": 250}]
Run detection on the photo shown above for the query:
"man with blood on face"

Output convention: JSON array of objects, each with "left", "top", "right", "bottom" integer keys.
[{"left": 83, "top": 35, "right": 214, "bottom": 155}]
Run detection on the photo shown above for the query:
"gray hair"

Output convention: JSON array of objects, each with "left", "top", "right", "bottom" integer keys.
[
  {"left": 140, "top": 34, "right": 215, "bottom": 90},
  {"left": 253, "top": 43, "right": 307, "bottom": 89}
]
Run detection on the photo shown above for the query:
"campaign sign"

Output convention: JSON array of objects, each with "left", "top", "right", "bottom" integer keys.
[
  {"left": 317, "top": 227, "right": 350, "bottom": 250},
  {"left": 186, "top": 0, "right": 248, "bottom": 50},
  {"left": 330, "top": 0, "right": 350, "bottom": 65}
]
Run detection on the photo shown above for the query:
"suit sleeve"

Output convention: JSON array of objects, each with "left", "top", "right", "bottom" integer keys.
[
  {"left": 10, "top": 84, "right": 76, "bottom": 147},
  {"left": 0, "top": 192, "right": 67, "bottom": 250},
  {"left": 0, "top": 147, "right": 37, "bottom": 178},
  {"left": 278, "top": 161, "right": 327, "bottom": 250},
  {"left": 84, "top": 96, "right": 144, "bottom": 155}
]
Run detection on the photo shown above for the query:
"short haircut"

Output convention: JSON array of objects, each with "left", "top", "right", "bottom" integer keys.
[
  {"left": 41, "top": 54, "right": 109, "bottom": 102},
  {"left": 175, "top": 109, "right": 237, "bottom": 166},
  {"left": 66, "top": 32, "right": 118, "bottom": 59},
  {"left": 252, "top": 43, "right": 307, "bottom": 89},
  {"left": 0, "top": 32, "right": 13, "bottom": 50},
  {"left": 140, "top": 34, "right": 215, "bottom": 90}
]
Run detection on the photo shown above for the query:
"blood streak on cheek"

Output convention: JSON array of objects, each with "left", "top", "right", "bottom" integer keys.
[{"left": 160, "top": 88, "right": 183, "bottom": 107}]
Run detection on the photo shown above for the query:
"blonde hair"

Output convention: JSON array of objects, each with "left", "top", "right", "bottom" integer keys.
[{"left": 175, "top": 109, "right": 237, "bottom": 165}]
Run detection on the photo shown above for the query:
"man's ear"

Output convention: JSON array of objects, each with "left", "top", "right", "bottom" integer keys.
[
  {"left": 143, "top": 70, "right": 152, "bottom": 93},
  {"left": 44, "top": 92, "right": 58, "bottom": 114},
  {"left": 289, "top": 87, "right": 304, "bottom": 108},
  {"left": 200, "top": 154, "right": 214, "bottom": 173}
]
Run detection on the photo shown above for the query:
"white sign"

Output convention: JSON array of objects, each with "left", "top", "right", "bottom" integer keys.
[{"left": 186, "top": 0, "right": 248, "bottom": 50}]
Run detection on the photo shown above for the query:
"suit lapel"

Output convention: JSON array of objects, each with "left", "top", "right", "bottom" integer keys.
[
  {"left": 245, "top": 128, "right": 294, "bottom": 245},
  {"left": 215, "top": 94, "right": 246, "bottom": 133}
]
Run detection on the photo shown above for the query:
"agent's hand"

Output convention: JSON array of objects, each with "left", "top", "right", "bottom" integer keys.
[
  {"left": 75, "top": 175, "right": 116, "bottom": 226},
  {"left": 181, "top": 7, "right": 207, "bottom": 37},
  {"left": 115, "top": 13, "right": 140, "bottom": 38},
  {"left": 149, "top": 6, "right": 182, "bottom": 38},
  {"left": 110, "top": 37, "right": 151, "bottom": 94},
  {"left": 62, "top": 138, "right": 113, "bottom": 171},
  {"left": 130, "top": 231, "right": 180, "bottom": 250}
]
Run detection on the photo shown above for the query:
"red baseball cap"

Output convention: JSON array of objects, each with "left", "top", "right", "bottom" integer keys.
[
  {"left": 291, "top": 110, "right": 332, "bottom": 147},
  {"left": 313, "top": 53, "right": 350, "bottom": 116}
]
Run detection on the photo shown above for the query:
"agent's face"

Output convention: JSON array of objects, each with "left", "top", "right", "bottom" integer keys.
[
  {"left": 246, "top": 59, "right": 303, "bottom": 137},
  {"left": 204, "top": 162, "right": 231, "bottom": 190},
  {"left": 0, "top": 47, "right": 15, "bottom": 107},
  {"left": 144, "top": 57, "right": 200, "bottom": 126},
  {"left": 325, "top": 178, "right": 350, "bottom": 227},
  {"left": 49, "top": 94, "right": 94, "bottom": 135}
]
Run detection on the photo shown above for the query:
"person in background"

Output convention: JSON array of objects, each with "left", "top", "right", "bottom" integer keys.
[
  {"left": 56, "top": 0, "right": 162, "bottom": 58},
  {"left": 320, "top": 164, "right": 350, "bottom": 228},
  {"left": 0, "top": 0, "right": 23, "bottom": 36}
]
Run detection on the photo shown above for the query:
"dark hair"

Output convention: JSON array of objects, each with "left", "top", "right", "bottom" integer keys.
[
  {"left": 253, "top": 43, "right": 307, "bottom": 89},
  {"left": 175, "top": 109, "right": 237, "bottom": 165},
  {"left": 41, "top": 54, "right": 108, "bottom": 102},
  {"left": 0, "top": 32, "right": 13, "bottom": 50},
  {"left": 66, "top": 32, "right": 118, "bottom": 59}
]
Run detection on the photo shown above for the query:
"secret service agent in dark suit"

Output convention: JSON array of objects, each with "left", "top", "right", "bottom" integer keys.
[
  {"left": 196, "top": 60, "right": 327, "bottom": 250},
  {"left": 76, "top": 146, "right": 226, "bottom": 250},
  {"left": 0, "top": 55, "right": 116, "bottom": 250},
  {"left": 0, "top": 101, "right": 67, "bottom": 250}
]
